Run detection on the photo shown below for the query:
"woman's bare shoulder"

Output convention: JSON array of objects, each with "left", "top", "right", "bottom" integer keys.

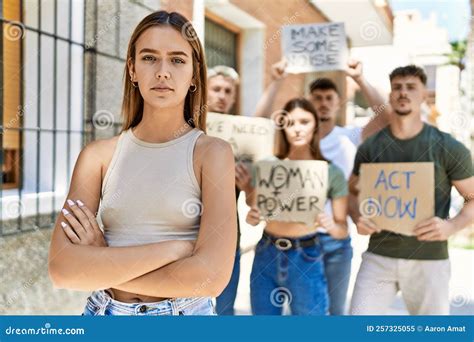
[
  {"left": 195, "top": 134, "right": 234, "bottom": 168},
  {"left": 192, "top": 134, "right": 234, "bottom": 187},
  {"left": 195, "top": 134, "right": 232, "bottom": 155},
  {"left": 79, "top": 134, "right": 121, "bottom": 175}
]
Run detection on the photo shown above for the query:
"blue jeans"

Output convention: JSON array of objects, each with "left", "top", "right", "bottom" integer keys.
[
  {"left": 82, "top": 290, "right": 216, "bottom": 316},
  {"left": 318, "top": 233, "right": 353, "bottom": 315},
  {"left": 250, "top": 232, "right": 329, "bottom": 315},
  {"left": 215, "top": 248, "right": 241, "bottom": 315}
]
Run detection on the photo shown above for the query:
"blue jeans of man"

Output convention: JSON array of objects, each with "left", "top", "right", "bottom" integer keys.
[{"left": 318, "top": 233, "right": 353, "bottom": 315}]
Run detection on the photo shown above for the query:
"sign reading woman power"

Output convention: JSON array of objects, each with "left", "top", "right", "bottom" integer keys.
[
  {"left": 282, "top": 22, "right": 348, "bottom": 74},
  {"left": 359, "top": 162, "right": 435, "bottom": 236},
  {"left": 255, "top": 160, "right": 328, "bottom": 227},
  {"left": 206, "top": 113, "right": 275, "bottom": 166}
]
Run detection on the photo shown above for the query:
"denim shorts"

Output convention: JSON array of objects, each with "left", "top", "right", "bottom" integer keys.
[{"left": 82, "top": 290, "right": 216, "bottom": 316}]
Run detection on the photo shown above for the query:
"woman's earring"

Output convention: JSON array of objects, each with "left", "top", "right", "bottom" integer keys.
[
  {"left": 130, "top": 76, "right": 138, "bottom": 88},
  {"left": 189, "top": 84, "right": 197, "bottom": 93}
]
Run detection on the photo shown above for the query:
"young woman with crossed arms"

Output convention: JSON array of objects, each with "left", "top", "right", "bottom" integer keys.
[{"left": 48, "top": 11, "right": 236, "bottom": 316}]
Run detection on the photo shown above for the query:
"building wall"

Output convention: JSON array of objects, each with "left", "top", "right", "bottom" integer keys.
[
  {"left": 160, "top": 0, "right": 194, "bottom": 20},
  {"left": 0, "top": 229, "right": 89, "bottom": 314},
  {"left": 350, "top": 10, "right": 463, "bottom": 131},
  {"left": 230, "top": 0, "right": 332, "bottom": 113}
]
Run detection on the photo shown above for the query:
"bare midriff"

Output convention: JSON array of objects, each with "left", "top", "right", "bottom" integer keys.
[
  {"left": 106, "top": 288, "right": 171, "bottom": 303},
  {"left": 264, "top": 221, "right": 318, "bottom": 238}
]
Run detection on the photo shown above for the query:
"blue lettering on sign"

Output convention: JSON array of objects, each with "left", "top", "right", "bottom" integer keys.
[
  {"left": 374, "top": 170, "right": 416, "bottom": 190},
  {"left": 372, "top": 170, "right": 418, "bottom": 219}
]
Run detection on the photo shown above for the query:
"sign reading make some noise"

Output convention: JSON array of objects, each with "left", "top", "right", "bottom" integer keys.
[{"left": 282, "top": 22, "right": 348, "bottom": 74}]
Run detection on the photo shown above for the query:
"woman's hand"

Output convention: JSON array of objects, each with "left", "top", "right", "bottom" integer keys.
[
  {"left": 61, "top": 199, "right": 196, "bottom": 261},
  {"left": 61, "top": 199, "right": 108, "bottom": 247},
  {"left": 345, "top": 59, "right": 363, "bottom": 82},
  {"left": 246, "top": 206, "right": 262, "bottom": 226},
  {"left": 316, "top": 213, "right": 337, "bottom": 231},
  {"left": 316, "top": 213, "right": 349, "bottom": 239},
  {"left": 356, "top": 216, "right": 381, "bottom": 236},
  {"left": 235, "top": 162, "right": 253, "bottom": 193},
  {"left": 271, "top": 58, "right": 288, "bottom": 81}
]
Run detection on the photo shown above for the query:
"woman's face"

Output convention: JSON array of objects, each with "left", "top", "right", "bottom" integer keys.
[
  {"left": 284, "top": 107, "right": 317, "bottom": 148},
  {"left": 130, "top": 25, "right": 194, "bottom": 111}
]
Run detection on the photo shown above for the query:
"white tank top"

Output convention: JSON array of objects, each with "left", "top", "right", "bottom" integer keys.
[{"left": 98, "top": 128, "right": 203, "bottom": 247}]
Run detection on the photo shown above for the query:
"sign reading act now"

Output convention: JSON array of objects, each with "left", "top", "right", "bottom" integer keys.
[{"left": 359, "top": 162, "right": 435, "bottom": 236}]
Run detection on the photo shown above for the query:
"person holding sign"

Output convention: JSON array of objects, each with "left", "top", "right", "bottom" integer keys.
[
  {"left": 207, "top": 65, "right": 239, "bottom": 115},
  {"left": 206, "top": 65, "right": 254, "bottom": 315},
  {"left": 246, "top": 98, "right": 348, "bottom": 315},
  {"left": 48, "top": 11, "right": 237, "bottom": 315},
  {"left": 254, "top": 59, "right": 392, "bottom": 315},
  {"left": 349, "top": 65, "right": 474, "bottom": 315}
]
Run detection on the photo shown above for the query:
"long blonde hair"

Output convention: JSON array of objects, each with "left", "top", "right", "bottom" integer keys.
[{"left": 121, "top": 11, "right": 207, "bottom": 132}]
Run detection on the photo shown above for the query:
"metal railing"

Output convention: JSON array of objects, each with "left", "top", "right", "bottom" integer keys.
[{"left": 0, "top": 0, "right": 125, "bottom": 236}]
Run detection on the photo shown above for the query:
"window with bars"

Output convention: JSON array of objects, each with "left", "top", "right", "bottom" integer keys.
[
  {"left": 0, "top": 0, "right": 86, "bottom": 236},
  {"left": 204, "top": 17, "right": 238, "bottom": 69},
  {"left": 204, "top": 17, "right": 240, "bottom": 114},
  {"left": 2, "top": 0, "right": 21, "bottom": 190},
  {"left": 1, "top": 1, "right": 211, "bottom": 236},
  {"left": 0, "top": 0, "right": 160, "bottom": 236}
]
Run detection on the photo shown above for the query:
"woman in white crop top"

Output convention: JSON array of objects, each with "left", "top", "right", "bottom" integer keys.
[{"left": 48, "top": 11, "right": 237, "bottom": 316}]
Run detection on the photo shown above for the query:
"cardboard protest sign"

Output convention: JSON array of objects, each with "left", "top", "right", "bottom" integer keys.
[
  {"left": 206, "top": 112, "right": 275, "bottom": 165},
  {"left": 359, "top": 162, "right": 435, "bottom": 236},
  {"left": 254, "top": 160, "right": 328, "bottom": 226},
  {"left": 282, "top": 22, "right": 348, "bottom": 74}
]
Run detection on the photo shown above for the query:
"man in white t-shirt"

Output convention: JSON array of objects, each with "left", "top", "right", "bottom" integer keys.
[
  {"left": 254, "top": 60, "right": 392, "bottom": 315},
  {"left": 255, "top": 60, "right": 391, "bottom": 177}
]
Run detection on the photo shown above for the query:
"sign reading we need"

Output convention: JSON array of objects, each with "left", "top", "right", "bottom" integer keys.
[
  {"left": 282, "top": 22, "right": 348, "bottom": 74},
  {"left": 255, "top": 160, "right": 328, "bottom": 227},
  {"left": 359, "top": 162, "right": 435, "bottom": 236},
  {"left": 206, "top": 113, "right": 275, "bottom": 166}
]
